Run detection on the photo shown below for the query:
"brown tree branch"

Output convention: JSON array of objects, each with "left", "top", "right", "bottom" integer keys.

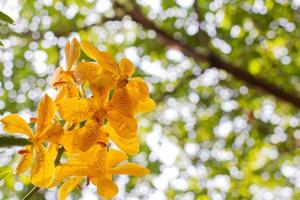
[
  {"left": 5, "top": 15, "right": 124, "bottom": 40},
  {"left": 120, "top": 2, "right": 300, "bottom": 108},
  {"left": 54, "top": 15, "right": 125, "bottom": 37}
]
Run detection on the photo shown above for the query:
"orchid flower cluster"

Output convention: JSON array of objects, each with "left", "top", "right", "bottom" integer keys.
[{"left": 0, "top": 38, "right": 155, "bottom": 199}]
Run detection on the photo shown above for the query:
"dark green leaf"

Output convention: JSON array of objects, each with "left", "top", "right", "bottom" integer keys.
[
  {"left": 0, "top": 11, "right": 13, "bottom": 24},
  {"left": 0, "top": 136, "right": 32, "bottom": 147}
]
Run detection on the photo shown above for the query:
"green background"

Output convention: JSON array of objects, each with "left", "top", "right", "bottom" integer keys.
[{"left": 0, "top": 0, "right": 300, "bottom": 199}]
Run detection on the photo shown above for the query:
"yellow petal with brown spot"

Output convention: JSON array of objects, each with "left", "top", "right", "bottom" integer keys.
[
  {"left": 48, "top": 164, "right": 88, "bottom": 188},
  {"left": 55, "top": 86, "right": 68, "bottom": 103},
  {"left": 1, "top": 114, "right": 33, "bottom": 137},
  {"left": 55, "top": 84, "right": 79, "bottom": 101},
  {"left": 66, "top": 84, "right": 80, "bottom": 98},
  {"left": 86, "top": 145, "right": 107, "bottom": 172},
  {"left": 14, "top": 146, "right": 33, "bottom": 175},
  {"left": 76, "top": 118, "right": 102, "bottom": 152},
  {"left": 120, "top": 58, "right": 135, "bottom": 77},
  {"left": 106, "top": 111, "right": 137, "bottom": 139},
  {"left": 105, "top": 123, "right": 139, "bottom": 156},
  {"left": 108, "top": 163, "right": 150, "bottom": 177},
  {"left": 30, "top": 144, "right": 55, "bottom": 187},
  {"left": 135, "top": 98, "right": 156, "bottom": 113},
  {"left": 57, "top": 98, "right": 94, "bottom": 122},
  {"left": 76, "top": 61, "right": 101, "bottom": 83},
  {"left": 80, "top": 40, "right": 120, "bottom": 75},
  {"left": 58, "top": 177, "right": 83, "bottom": 200},
  {"left": 106, "top": 149, "right": 128, "bottom": 168},
  {"left": 90, "top": 72, "right": 117, "bottom": 105},
  {"left": 59, "top": 128, "right": 81, "bottom": 153},
  {"left": 99, "top": 61, "right": 121, "bottom": 76},
  {"left": 93, "top": 71, "right": 118, "bottom": 88},
  {"left": 66, "top": 71, "right": 83, "bottom": 85},
  {"left": 39, "top": 122, "right": 64, "bottom": 144},
  {"left": 48, "top": 143, "right": 58, "bottom": 160},
  {"left": 90, "top": 86, "right": 110, "bottom": 108},
  {"left": 51, "top": 67, "right": 64, "bottom": 87},
  {"left": 96, "top": 178, "right": 118, "bottom": 199},
  {"left": 126, "top": 78, "right": 149, "bottom": 101},
  {"left": 80, "top": 40, "right": 101, "bottom": 60},
  {"left": 65, "top": 38, "right": 80, "bottom": 71},
  {"left": 106, "top": 88, "right": 134, "bottom": 116},
  {"left": 37, "top": 94, "right": 56, "bottom": 135},
  {"left": 51, "top": 67, "right": 73, "bottom": 87}
]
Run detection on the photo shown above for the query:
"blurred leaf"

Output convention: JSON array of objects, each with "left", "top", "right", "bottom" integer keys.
[
  {"left": 0, "top": 136, "right": 32, "bottom": 147},
  {"left": 0, "top": 11, "right": 13, "bottom": 24},
  {"left": 248, "top": 59, "right": 262, "bottom": 75},
  {"left": 0, "top": 167, "right": 11, "bottom": 180}
]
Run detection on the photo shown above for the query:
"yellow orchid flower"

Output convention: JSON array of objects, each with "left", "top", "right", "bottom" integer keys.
[
  {"left": 1, "top": 38, "right": 155, "bottom": 199},
  {"left": 51, "top": 38, "right": 81, "bottom": 101},
  {"left": 56, "top": 41, "right": 155, "bottom": 155},
  {"left": 0, "top": 94, "right": 64, "bottom": 187},
  {"left": 105, "top": 59, "right": 156, "bottom": 114},
  {"left": 56, "top": 94, "right": 139, "bottom": 154},
  {"left": 49, "top": 143, "right": 149, "bottom": 200},
  {"left": 59, "top": 117, "right": 107, "bottom": 153},
  {"left": 79, "top": 41, "right": 122, "bottom": 100},
  {"left": 56, "top": 98, "right": 140, "bottom": 155},
  {"left": 80, "top": 40, "right": 155, "bottom": 113}
]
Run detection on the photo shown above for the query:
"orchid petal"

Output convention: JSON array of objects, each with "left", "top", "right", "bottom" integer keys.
[{"left": 1, "top": 114, "right": 33, "bottom": 137}]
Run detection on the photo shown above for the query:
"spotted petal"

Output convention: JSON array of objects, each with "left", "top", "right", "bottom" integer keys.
[
  {"left": 65, "top": 38, "right": 80, "bottom": 71},
  {"left": 80, "top": 40, "right": 101, "bottom": 61},
  {"left": 105, "top": 123, "right": 139, "bottom": 156},
  {"left": 86, "top": 145, "right": 107, "bottom": 173},
  {"left": 37, "top": 94, "right": 56, "bottom": 135},
  {"left": 1, "top": 114, "right": 33, "bottom": 137},
  {"left": 30, "top": 144, "right": 55, "bottom": 187},
  {"left": 39, "top": 122, "right": 64, "bottom": 144},
  {"left": 126, "top": 78, "right": 150, "bottom": 101},
  {"left": 96, "top": 178, "right": 118, "bottom": 199},
  {"left": 76, "top": 118, "right": 102, "bottom": 152},
  {"left": 76, "top": 61, "right": 101, "bottom": 83},
  {"left": 106, "top": 149, "right": 128, "bottom": 168},
  {"left": 51, "top": 67, "right": 73, "bottom": 87},
  {"left": 120, "top": 58, "right": 135, "bottom": 77},
  {"left": 57, "top": 98, "right": 94, "bottom": 122},
  {"left": 108, "top": 163, "right": 149, "bottom": 177},
  {"left": 54, "top": 84, "right": 80, "bottom": 101},
  {"left": 106, "top": 111, "right": 137, "bottom": 139},
  {"left": 80, "top": 40, "right": 120, "bottom": 75},
  {"left": 106, "top": 87, "right": 135, "bottom": 117},
  {"left": 135, "top": 98, "right": 156, "bottom": 113},
  {"left": 58, "top": 177, "right": 83, "bottom": 200},
  {"left": 14, "top": 146, "right": 33, "bottom": 175}
]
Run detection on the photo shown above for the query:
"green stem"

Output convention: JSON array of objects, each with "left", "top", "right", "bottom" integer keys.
[
  {"left": 21, "top": 186, "right": 40, "bottom": 200},
  {"left": 0, "top": 136, "right": 32, "bottom": 148},
  {"left": 54, "top": 146, "right": 65, "bottom": 166},
  {"left": 21, "top": 146, "right": 65, "bottom": 200}
]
